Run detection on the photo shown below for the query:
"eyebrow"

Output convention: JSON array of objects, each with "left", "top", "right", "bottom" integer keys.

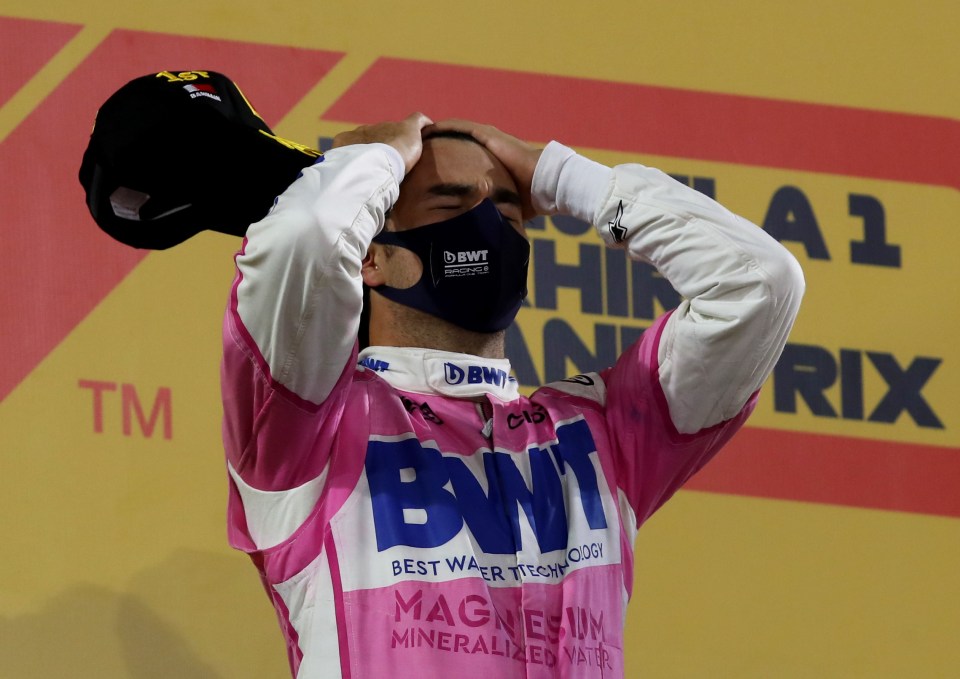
[{"left": 426, "top": 182, "right": 523, "bottom": 209}]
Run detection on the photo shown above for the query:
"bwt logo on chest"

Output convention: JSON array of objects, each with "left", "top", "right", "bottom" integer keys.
[{"left": 365, "top": 419, "right": 610, "bottom": 555}]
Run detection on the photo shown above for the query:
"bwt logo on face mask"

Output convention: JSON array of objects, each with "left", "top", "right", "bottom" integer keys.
[
  {"left": 444, "top": 362, "right": 508, "bottom": 388},
  {"left": 443, "top": 249, "right": 489, "bottom": 265},
  {"left": 365, "top": 418, "right": 609, "bottom": 554}
]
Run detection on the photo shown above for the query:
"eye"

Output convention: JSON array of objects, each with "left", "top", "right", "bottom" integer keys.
[
  {"left": 497, "top": 206, "right": 522, "bottom": 225},
  {"left": 426, "top": 198, "right": 467, "bottom": 212}
]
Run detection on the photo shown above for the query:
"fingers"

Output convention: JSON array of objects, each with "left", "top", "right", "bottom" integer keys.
[
  {"left": 425, "top": 119, "right": 496, "bottom": 145},
  {"left": 331, "top": 113, "right": 434, "bottom": 173},
  {"left": 424, "top": 118, "right": 476, "bottom": 135},
  {"left": 330, "top": 115, "right": 541, "bottom": 218},
  {"left": 406, "top": 111, "right": 434, "bottom": 130},
  {"left": 393, "top": 112, "right": 432, "bottom": 173},
  {"left": 428, "top": 118, "right": 533, "bottom": 167}
]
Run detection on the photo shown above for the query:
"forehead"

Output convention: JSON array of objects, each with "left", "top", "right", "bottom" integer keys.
[{"left": 400, "top": 137, "right": 517, "bottom": 197}]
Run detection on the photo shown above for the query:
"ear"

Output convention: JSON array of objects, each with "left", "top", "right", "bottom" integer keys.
[{"left": 361, "top": 244, "right": 387, "bottom": 287}]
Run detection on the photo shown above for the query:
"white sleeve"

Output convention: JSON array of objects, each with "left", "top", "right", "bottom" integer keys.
[
  {"left": 532, "top": 141, "right": 805, "bottom": 434},
  {"left": 233, "top": 143, "right": 404, "bottom": 404}
]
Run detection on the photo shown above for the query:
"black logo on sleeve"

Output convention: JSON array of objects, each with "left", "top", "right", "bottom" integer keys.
[
  {"left": 562, "top": 374, "right": 596, "bottom": 386},
  {"left": 608, "top": 201, "right": 627, "bottom": 243},
  {"left": 400, "top": 395, "right": 444, "bottom": 425},
  {"left": 506, "top": 403, "right": 548, "bottom": 429}
]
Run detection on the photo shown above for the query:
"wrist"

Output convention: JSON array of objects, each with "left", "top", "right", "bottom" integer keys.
[
  {"left": 369, "top": 142, "right": 406, "bottom": 184},
  {"left": 531, "top": 141, "right": 612, "bottom": 222}
]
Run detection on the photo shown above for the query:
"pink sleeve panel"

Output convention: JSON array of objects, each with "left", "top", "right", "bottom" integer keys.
[
  {"left": 603, "top": 313, "right": 757, "bottom": 526},
  {"left": 221, "top": 290, "right": 357, "bottom": 492}
]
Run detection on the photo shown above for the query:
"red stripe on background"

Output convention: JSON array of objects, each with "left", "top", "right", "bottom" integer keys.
[
  {"left": 0, "top": 17, "right": 80, "bottom": 106},
  {"left": 0, "top": 29, "right": 342, "bottom": 403},
  {"left": 686, "top": 427, "right": 960, "bottom": 518},
  {"left": 325, "top": 59, "right": 959, "bottom": 190}
]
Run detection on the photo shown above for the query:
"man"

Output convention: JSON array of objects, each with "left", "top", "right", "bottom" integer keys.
[{"left": 221, "top": 113, "right": 804, "bottom": 678}]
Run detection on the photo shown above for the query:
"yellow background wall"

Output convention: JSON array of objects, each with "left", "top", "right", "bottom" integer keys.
[{"left": 1, "top": 1, "right": 957, "bottom": 677}]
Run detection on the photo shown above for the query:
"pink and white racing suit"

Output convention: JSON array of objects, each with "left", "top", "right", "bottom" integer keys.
[{"left": 221, "top": 141, "right": 804, "bottom": 678}]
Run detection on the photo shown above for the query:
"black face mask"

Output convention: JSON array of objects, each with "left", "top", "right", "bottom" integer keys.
[{"left": 370, "top": 199, "right": 530, "bottom": 333}]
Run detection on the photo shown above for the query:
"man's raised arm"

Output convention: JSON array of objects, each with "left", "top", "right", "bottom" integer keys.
[
  {"left": 532, "top": 141, "right": 804, "bottom": 433},
  {"left": 227, "top": 114, "right": 430, "bottom": 405},
  {"left": 427, "top": 119, "right": 803, "bottom": 433}
]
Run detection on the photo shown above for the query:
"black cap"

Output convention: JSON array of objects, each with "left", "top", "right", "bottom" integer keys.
[{"left": 79, "top": 70, "right": 321, "bottom": 249}]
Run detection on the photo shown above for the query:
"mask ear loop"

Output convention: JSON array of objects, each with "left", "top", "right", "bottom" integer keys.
[
  {"left": 369, "top": 229, "right": 413, "bottom": 247},
  {"left": 369, "top": 227, "right": 435, "bottom": 294}
]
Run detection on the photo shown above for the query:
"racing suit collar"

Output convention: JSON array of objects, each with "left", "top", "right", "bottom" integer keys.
[{"left": 358, "top": 346, "right": 520, "bottom": 401}]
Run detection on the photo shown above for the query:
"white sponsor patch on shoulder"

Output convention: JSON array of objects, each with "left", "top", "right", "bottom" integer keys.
[{"left": 542, "top": 372, "right": 607, "bottom": 405}]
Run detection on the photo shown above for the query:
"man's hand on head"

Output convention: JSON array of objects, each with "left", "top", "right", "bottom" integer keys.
[
  {"left": 426, "top": 119, "right": 543, "bottom": 221},
  {"left": 332, "top": 112, "right": 433, "bottom": 175}
]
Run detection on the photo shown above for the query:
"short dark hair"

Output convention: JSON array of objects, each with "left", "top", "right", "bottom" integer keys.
[{"left": 422, "top": 129, "right": 482, "bottom": 145}]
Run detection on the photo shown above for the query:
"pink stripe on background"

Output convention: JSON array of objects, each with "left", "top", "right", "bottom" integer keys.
[
  {"left": 0, "top": 29, "right": 342, "bottom": 403},
  {"left": 0, "top": 16, "right": 80, "bottom": 106}
]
